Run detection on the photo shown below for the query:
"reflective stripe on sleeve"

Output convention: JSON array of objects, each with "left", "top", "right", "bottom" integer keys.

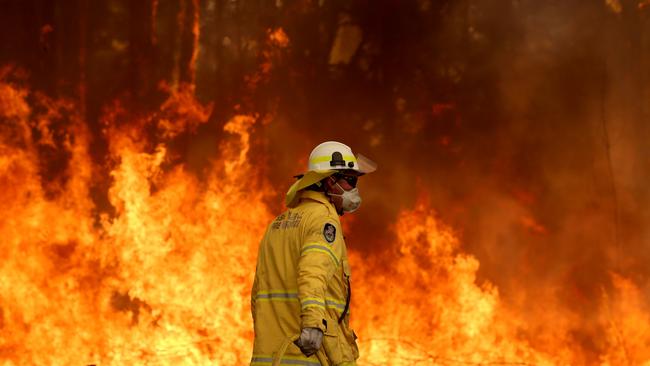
[
  {"left": 300, "top": 297, "right": 346, "bottom": 313},
  {"left": 324, "top": 298, "right": 346, "bottom": 311},
  {"left": 256, "top": 291, "right": 346, "bottom": 313},
  {"left": 301, "top": 244, "right": 339, "bottom": 266},
  {"left": 300, "top": 297, "right": 326, "bottom": 310}
]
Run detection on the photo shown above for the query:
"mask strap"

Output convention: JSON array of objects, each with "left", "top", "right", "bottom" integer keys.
[{"left": 329, "top": 181, "right": 349, "bottom": 197}]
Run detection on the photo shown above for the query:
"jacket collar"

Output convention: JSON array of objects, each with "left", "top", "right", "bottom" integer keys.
[{"left": 298, "top": 190, "right": 339, "bottom": 216}]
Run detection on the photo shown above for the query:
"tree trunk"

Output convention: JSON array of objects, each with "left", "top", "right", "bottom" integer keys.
[
  {"left": 129, "top": 0, "right": 156, "bottom": 101},
  {"left": 171, "top": 0, "right": 200, "bottom": 89}
]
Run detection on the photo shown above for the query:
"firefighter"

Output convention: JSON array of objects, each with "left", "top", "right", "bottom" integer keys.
[{"left": 250, "top": 141, "right": 377, "bottom": 366}]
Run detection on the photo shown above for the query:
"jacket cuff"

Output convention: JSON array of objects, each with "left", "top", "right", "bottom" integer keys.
[{"left": 301, "top": 315, "right": 328, "bottom": 332}]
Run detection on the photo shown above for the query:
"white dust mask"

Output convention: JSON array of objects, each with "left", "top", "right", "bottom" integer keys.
[{"left": 329, "top": 183, "right": 362, "bottom": 213}]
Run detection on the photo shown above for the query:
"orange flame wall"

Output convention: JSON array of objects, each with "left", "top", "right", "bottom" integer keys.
[{"left": 2, "top": 1, "right": 650, "bottom": 365}]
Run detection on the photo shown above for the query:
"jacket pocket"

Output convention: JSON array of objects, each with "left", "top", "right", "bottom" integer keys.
[
  {"left": 340, "top": 325, "right": 359, "bottom": 360},
  {"left": 322, "top": 319, "right": 344, "bottom": 364},
  {"left": 350, "top": 330, "right": 359, "bottom": 359}
]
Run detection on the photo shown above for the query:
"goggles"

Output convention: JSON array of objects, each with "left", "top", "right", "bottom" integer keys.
[{"left": 333, "top": 173, "right": 358, "bottom": 188}]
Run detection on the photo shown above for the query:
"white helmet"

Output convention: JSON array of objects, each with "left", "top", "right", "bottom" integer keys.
[
  {"left": 285, "top": 141, "right": 377, "bottom": 207},
  {"left": 308, "top": 141, "right": 361, "bottom": 172}
]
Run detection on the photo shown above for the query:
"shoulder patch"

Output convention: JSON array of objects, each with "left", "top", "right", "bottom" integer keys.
[{"left": 323, "top": 223, "right": 336, "bottom": 243}]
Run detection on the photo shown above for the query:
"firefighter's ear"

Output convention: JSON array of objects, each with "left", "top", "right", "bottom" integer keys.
[{"left": 325, "top": 175, "right": 336, "bottom": 186}]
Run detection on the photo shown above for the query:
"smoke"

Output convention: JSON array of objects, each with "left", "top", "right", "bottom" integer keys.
[
  {"left": 252, "top": 0, "right": 650, "bottom": 359},
  {"left": 1, "top": 0, "right": 649, "bottom": 361}
]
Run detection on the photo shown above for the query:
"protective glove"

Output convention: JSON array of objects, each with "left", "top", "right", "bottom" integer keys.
[{"left": 294, "top": 327, "right": 324, "bottom": 356}]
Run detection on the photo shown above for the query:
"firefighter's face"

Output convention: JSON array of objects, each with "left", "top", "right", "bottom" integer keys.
[{"left": 325, "top": 173, "right": 359, "bottom": 214}]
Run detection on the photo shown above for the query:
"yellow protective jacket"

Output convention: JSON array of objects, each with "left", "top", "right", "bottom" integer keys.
[{"left": 250, "top": 190, "right": 359, "bottom": 366}]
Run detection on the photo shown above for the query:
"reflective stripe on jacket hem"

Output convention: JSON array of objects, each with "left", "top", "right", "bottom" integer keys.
[
  {"left": 251, "top": 355, "right": 320, "bottom": 366},
  {"left": 255, "top": 292, "right": 299, "bottom": 301}
]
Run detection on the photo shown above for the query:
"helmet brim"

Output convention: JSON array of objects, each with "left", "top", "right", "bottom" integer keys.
[
  {"left": 355, "top": 153, "right": 377, "bottom": 174},
  {"left": 285, "top": 170, "right": 337, "bottom": 207}
]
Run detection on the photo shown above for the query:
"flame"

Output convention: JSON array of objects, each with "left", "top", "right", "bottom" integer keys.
[
  {"left": 2, "top": 60, "right": 650, "bottom": 364},
  {"left": 246, "top": 28, "right": 290, "bottom": 91},
  {"left": 350, "top": 200, "right": 556, "bottom": 365},
  {"left": 350, "top": 200, "right": 650, "bottom": 365},
  {"left": 0, "top": 74, "right": 271, "bottom": 364},
  {"left": 600, "top": 275, "right": 650, "bottom": 366},
  {"left": 269, "top": 28, "right": 290, "bottom": 48}
]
